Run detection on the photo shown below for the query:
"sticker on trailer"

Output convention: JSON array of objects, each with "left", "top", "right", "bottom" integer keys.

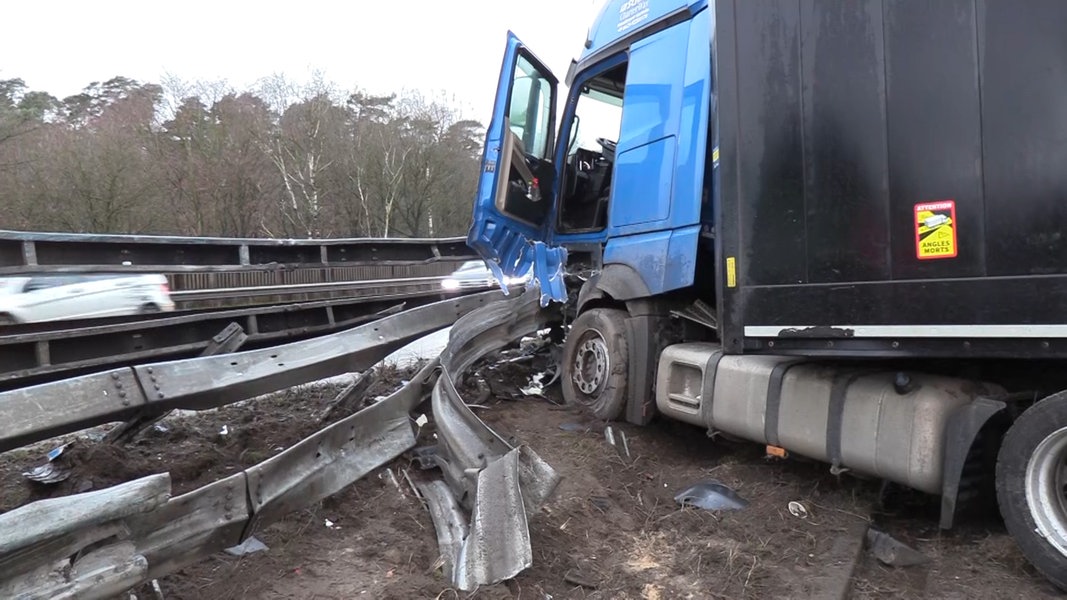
[{"left": 914, "top": 201, "right": 957, "bottom": 260}]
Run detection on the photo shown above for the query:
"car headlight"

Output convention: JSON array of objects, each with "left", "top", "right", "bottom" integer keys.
[{"left": 441, "top": 279, "right": 460, "bottom": 290}]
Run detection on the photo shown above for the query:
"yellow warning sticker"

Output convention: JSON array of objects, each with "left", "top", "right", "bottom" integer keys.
[
  {"left": 726, "top": 256, "right": 737, "bottom": 288},
  {"left": 915, "top": 200, "right": 957, "bottom": 260}
]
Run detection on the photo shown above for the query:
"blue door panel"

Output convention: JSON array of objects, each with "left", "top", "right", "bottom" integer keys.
[{"left": 611, "top": 136, "right": 677, "bottom": 229}]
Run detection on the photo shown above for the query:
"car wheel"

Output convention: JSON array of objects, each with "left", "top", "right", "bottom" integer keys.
[
  {"left": 139, "top": 303, "right": 161, "bottom": 314},
  {"left": 0, "top": 313, "right": 17, "bottom": 326},
  {"left": 997, "top": 391, "right": 1067, "bottom": 592},
  {"left": 561, "top": 307, "right": 629, "bottom": 421}
]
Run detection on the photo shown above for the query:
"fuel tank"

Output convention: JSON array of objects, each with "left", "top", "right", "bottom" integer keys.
[{"left": 655, "top": 343, "right": 1003, "bottom": 494}]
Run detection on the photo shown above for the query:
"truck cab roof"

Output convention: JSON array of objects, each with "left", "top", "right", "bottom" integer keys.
[{"left": 575, "top": 0, "right": 708, "bottom": 81}]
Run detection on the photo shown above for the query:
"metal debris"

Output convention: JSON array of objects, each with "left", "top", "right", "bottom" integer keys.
[
  {"left": 674, "top": 481, "right": 749, "bottom": 511},
  {"left": 866, "top": 528, "right": 930, "bottom": 567},
  {"left": 604, "top": 426, "right": 632, "bottom": 462},
  {"left": 224, "top": 536, "right": 268, "bottom": 557}
]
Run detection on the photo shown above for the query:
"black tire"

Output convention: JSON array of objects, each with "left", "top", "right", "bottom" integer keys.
[
  {"left": 996, "top": 391, "right": 1067, "bottom": 592},
  {"left": 0, "top": 313, "right": 17, "bottom": 326},
  {"left": 561, "top": 307, "right": 629, "bottom": 421},
  {"left": 138, "top": 303, "right": 161, "bottom": 314}
]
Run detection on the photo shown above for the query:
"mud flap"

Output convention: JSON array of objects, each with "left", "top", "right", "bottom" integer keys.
[
  {"left": 625, "top": 315, "right": 668, "bottom": 426},
  {"left": 940, "top": 396, "right": 1007, "bottom": 529}
]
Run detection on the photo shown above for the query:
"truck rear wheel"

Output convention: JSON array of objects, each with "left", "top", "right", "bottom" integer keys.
[
  {"left": 997, "top": 391, "right": 1067, "bottom": 591},
  {"left": 561, "top": 308, "right": 629, "bottom": 421}
]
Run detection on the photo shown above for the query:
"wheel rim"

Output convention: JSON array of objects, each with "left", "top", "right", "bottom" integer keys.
[
  {"left": 572, "top": 330, "right": 610, "bottom": 398},
  {"left": 1025, "top": 425, "right": 1067, "bottom": 557}
]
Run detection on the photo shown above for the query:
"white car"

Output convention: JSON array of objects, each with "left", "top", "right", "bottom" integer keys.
[
  {"left": 441, "top": 260, "right": 531, "bottom": 293},
  {"left": 0, "top": 274, "right": 176, "bottom": 325}
]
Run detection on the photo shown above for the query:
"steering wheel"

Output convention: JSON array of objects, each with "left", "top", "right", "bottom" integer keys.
[{"left": 596, "top": 137, "right": 618, "bottom": 161}]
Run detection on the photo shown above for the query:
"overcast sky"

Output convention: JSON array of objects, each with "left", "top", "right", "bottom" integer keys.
[{"left": 0, "top": 0, "right": 605, "bottom": 122}]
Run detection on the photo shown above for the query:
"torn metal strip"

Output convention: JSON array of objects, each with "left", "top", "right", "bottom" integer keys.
[{"left": 418, "top": 480, "right": 469, "bottom": 579}]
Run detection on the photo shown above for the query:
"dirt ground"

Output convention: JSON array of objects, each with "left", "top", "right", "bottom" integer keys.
[{"left": 0, "top": 344, "right": 1063, "bottom": 599}]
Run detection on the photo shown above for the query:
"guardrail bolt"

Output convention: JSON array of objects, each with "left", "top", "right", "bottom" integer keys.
[
  {"left": 147, "top": 367, "right": 153, "bottom": 375},
  {"left": 110, "top": 372, "right": 119, "bottom": 380},
  {"left": 157, "top": 392, "right": 165, "bottom": 399}
]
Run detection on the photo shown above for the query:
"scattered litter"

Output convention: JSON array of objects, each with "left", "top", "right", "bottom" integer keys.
[
  {"left": 151, "top": 579, "right": 165, "bottom": 599},
  {"left": 218, "top": 425, "right": 229, "bottom": 436},
  {"left": 559, "top": 422, "right": 589, "bottom": 433},
  {"left": 866, "top": 528, "right": 930, "bottom": 567},
  {"left": 604, "top": 426, "right": 632, "bottom": 462},
  {"left": 564, "top": 570, "right": 598, "bottom": 590},
  {"left": 324, "top": 518, "right": 338, "bottom": 529},
  {"left": 23, "top": 443, "right": 73, "bottom": 484},
  {"left": 414, "top": 414, "right": 429, "bottom": 428},
  {"left": 153, "top": 423, "right": 170, "bottom": 434},
  {"left": 225, "top": 536, "right": 269, "bottom": 556},
  {"left": 788, "top": 500, "right": 811, "bottom": 519},
  {"left": 674, "top": 480, "right": 749, "bottom": 511}
]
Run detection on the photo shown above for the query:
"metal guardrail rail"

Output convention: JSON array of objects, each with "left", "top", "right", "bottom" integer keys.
[
  {"left": 170, "top": 275, "right": 453, "bottom": 310},
  {"left": 0, "top": 285, "right": 459, "bottom": 388},
  {"left": 0, "top": 290, "right": 560, "bottom": 598},
  {"left": 0, "top": 229, "right": 475, "bottom": 274}
]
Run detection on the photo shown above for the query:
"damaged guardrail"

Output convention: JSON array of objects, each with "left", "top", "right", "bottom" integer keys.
[
  {"left": 0, "top": 356, "right": 443, "bottom": 599},
  {"left": 425, "top": 289, "right": 563, "bottom": 589},
  {"left": 0, "top": 291, "right": 497, "bottom": 453},
  {"left": 0, "top": 287, "right": 454, "bottom": 388},
  {"left": 0, "top": 288, "right": 562, "bottom": 597}
]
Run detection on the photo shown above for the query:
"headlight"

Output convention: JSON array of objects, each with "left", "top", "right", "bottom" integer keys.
[{"left": 441, "top": 279, "right": 460, "bottom": 290}]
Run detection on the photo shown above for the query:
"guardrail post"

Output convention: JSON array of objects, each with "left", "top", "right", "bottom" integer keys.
[{"left": 20, "top": 241, "right": 37, "bottom": 267}]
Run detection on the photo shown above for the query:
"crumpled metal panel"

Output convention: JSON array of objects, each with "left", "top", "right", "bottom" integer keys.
[
  {"left": 430, "top": 290, "right": 563, "bottom": 590},
  {"left": 454, "top": 448, "right": 532, "bottom": 588},
  {"left": 0, "top": 292, "right": 499, "bottom": 453},
  {"left": 0, "top": 473, "right": 171, "bottom": 557}
]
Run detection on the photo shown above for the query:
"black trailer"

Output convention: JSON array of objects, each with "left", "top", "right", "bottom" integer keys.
[{"left": 715, "top": 0, "right": 1067, "bottom": 359}]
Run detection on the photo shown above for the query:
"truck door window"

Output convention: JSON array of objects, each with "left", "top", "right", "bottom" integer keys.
[
  {"left": 558, "top": 63, "right": 627, "bottom": 233},
  {"left": 509, "top": 55, "right": 554, "bottom": 160}
]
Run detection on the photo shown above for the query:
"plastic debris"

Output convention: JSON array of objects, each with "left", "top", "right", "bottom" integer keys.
[
  {"left": 520, "top": 372, "right": 547, "bottom": 397},
  {"left": 559, "top": 422, "right": 589, "bottom": 433},
  {"left": 866, "top": 528, "right": 930, "bottom": 567},
  {"left": 224, "top": 536, "right": 269, "bottom": 556},
  {"left": 788, "top": 500, "right": 811, "bottom": 519},
  {"left": 218, "top": 425, "right": 229, "bottom": 436},
  {"left": 675, "top": 481, "right": 749, "bottom": 511},
  {"left": 324, "top": 518, "right": 337, "bottom": 529},
  {"left": 23, "top": 443, "right": 73, "bottom": 484},
  {"left": 414, "top": 413, "right": 429, "bottom": 428}
]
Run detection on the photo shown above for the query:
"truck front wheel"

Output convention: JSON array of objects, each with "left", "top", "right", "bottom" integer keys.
[
  {"left": 997, "top": 391, "right": 1067, "bottom": 591},
  {"left": 561, "top": 308, "right": 629, "bottom": 421}
]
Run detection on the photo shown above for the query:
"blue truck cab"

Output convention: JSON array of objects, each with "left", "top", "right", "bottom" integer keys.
[
  {"left": 469, "top": 1, "right": 1067, "bottom": 591},
  {"left": 468, "top": 0, "right": 712, "bottom": 307}
]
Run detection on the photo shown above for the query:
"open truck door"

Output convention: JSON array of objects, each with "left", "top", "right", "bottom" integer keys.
[{"left": 467, "top": 32, "right": 567, "bottom": 304}]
